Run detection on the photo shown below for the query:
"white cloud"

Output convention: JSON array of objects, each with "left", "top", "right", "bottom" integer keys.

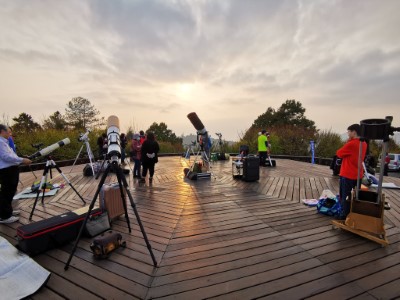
[{"left": 0, "top": 0, "right": 399, "bottom": 140}]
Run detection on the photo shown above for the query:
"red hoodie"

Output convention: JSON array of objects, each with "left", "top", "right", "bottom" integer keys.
[{"left": 336, "top": 138, "right": 367, "bottom": 180}]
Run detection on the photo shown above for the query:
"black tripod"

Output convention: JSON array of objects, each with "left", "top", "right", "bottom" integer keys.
[
  {"left": 64, "top": 160, "right": 158, "bottom": 270},
  {"left": 95, "top": 153, "right": 108, "bottom": 180},
  {"left": 29, "top": 156, "right": 86, "bottom": 221}
]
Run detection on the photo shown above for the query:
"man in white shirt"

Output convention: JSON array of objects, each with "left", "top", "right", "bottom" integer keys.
[{"left": 0, "top": 124, "right": 32, "bottom": 223}]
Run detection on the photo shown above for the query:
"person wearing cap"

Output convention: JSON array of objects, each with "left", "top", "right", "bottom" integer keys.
[
  {"left": 336, "top": 124, "right": 367, "bottom": 218},
  {"left": 258, "top": 130, "right": 268, "bottom": 166},
  {"left": 0, "top": 124, "right": 32, "bottom": 224}
]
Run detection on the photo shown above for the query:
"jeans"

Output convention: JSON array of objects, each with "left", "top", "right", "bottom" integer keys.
[
  {"left": 133, "top": 159, "right": 141, "bottom": 177},
  {"left": 121, "top": 149, "right": 126, "bottom": 163},
  {"left": 339, "top": 176, "right": 358, "bottom": 217},
  {"left": 0, "top": 166, "right": 19, "bottom": 219}
]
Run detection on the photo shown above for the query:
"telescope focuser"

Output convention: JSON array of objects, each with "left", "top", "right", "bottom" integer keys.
[{"left": 31, "top": 143, "right": 44, "bottom": 150}]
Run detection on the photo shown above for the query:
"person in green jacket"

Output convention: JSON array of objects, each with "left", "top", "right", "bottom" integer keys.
[{"left": 258, "top": 130, "right": 268, "bottom": 166}]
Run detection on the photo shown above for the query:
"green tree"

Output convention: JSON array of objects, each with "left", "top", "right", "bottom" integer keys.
[
  {"left": 43, "top": 111, "right": 67, "bottom": 130},
  {"left": 242, "top": 100, "right": 317, "bottom": 155},
  {"left": 146, "top": 122, "right": 182, "bottom": 144},
  {"left": 65, "top": 97, "right": 101, "bottom": 130},
  {"left": 315, "top": 129, "right": 344, "bottom": 158},
  {"left": 12, "top": 113, "right": 41, "bottom": 133},
  {"left": 387, "top": 138, "right": 400, "bottom": 153},
  {"left": 253, "top": 99, "right": 316, "bottom": 130}
]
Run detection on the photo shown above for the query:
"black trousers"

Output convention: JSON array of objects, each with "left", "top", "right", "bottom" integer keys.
[
  {"left": 0, "top": 166, "right": 19, "bottom": 219},
  {"left": 142, "top": 162, "right": 155, "bottom": 178},
  {"left": 259, "top": 151, "right": 267, "bottom": 166}
]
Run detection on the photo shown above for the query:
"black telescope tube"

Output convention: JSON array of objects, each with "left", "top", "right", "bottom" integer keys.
[{"left": 187, "top": 112, "right": 205, "bottom": 132}]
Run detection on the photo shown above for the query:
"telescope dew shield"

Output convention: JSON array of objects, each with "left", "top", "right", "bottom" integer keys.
[
  {"left": 107, "top": 115, "right": 121, "bottom": 159},
  {"left": 360, "top": 119, "right": 391, "bottom": 140},
  {"left": 187, "top": 112, "right": 206, "bottom": 134},
  {"left": 29, "top": 138, "right": 71, "bottom": 159}
]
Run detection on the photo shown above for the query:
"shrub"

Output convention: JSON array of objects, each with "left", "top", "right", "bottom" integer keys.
[
  {"left": 13, "top": 129, "right": 104, "bottom": 162},
  {"left": 315, "top": 129, "right": 345, "bottom": 158}
]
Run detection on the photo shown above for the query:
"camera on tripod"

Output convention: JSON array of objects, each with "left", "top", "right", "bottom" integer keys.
[{"left": 78, "top": 129, "right": 91, "bottom": 142}]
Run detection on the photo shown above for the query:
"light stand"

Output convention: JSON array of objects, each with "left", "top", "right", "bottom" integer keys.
[
  {"left": 64, "top": 158, "right": 158, "bottom": 270},
  {"left": 29, "top": 156, "right": 86, "bottom": 221}
]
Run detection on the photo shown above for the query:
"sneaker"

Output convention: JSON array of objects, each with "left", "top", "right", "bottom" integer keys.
[
  {"left": 139, "top": 178, "right": 146, "bottom": 183},
  {"left": 12, "top": 210, "right": 20, "bottom": 216},
  {"left": 0, "top": 216, "right": 19, "bottom": 224}
]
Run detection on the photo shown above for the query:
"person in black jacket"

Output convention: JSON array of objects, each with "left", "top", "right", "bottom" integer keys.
[
  {"left": 120, "top": 133, "right": 127, "bottom": 165},
  {"left": 140, "top": 132, "right": 159, "bottom": 183},
  {"left": 97, "top": 133, "right": 107, "bottom": 158}
]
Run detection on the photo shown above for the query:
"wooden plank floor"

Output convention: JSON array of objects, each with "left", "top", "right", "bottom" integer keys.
[{"left": 1, "top": 157, "right": 400, "bottom": 299}]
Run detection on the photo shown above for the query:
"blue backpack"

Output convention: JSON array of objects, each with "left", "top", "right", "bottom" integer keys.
[{"left": 317, "top": 196, "right": 342, "bottom": 217}]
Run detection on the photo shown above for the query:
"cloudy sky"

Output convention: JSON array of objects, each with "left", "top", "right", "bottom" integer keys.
[{"left": 1, "top": 0, "right": 399, "bottom": 140}]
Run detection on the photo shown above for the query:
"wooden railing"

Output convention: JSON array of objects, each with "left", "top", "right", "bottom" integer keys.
[{"left": 19, "top": 152, "right": 333, "bottom": 172}]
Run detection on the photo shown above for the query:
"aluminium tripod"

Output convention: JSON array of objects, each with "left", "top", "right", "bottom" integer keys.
[
  {"left": 69, "top": 138, "right": 95, "bottom": 175},
  {"left": 181, "top": 142, "right": 197, "bottom": 163},
  {"left": 29, "top": 156, "right": 86, "bottom": 221},
  {"left": 65, "top": 159, "right": 158, "bottom": 270}
]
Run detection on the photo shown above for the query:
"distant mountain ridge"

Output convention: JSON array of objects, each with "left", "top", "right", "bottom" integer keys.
[{"left": 181, "top": 134, "right": 235, "bottom": 146}]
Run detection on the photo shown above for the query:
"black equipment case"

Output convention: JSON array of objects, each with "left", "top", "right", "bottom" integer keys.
[
  {"left": 17, "top": 207, "right": 101, "bottom": 256},
  {"left": 242, "top": 155, "right": 260, "bottom": 182}
]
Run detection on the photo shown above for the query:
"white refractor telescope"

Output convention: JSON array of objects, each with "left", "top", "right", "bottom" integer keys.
[
  {"left": 29, "top": 138, "right": 70, "bottom": 159},
  {"left": 107, "top": 115, "right": 121, "bottom": 161}
]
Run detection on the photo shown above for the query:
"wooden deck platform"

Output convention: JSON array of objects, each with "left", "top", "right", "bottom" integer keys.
[{"left": 1, "top": 157, "right": 400, "bottom": 299}]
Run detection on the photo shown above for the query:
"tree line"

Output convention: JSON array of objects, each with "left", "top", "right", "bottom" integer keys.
[
  {"left": 238, "top": 99, "right": 400, "bottom": 159},
  {"left": 3, "top": 97, "right": 183, "bottom": 160},
  {"left": 3, "top": 97, "right": 399, "bottom": 161}
]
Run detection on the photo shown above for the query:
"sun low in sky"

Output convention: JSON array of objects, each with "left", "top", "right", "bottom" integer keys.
[{"left": 1, "top": 0, "right": 399, "bottom": 140}]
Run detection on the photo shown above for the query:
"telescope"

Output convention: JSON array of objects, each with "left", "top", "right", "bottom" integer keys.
[
  {"left": 187, "top": 112, "right": 207, "bottom": 135},
  {"left": 29, "top": 138, "right": 70, "bottom": 159},
  {"left": 187, "top": 112, "right": 211, "bottom": 150},
  {"left": 107, "top": 115, "right": 121, "bottom": 161},
  {"left": 78, "top": 129, "right": 91, "bottom": 142},
  {"left": 360, "top": 116, "right": 400, "bottom": 141}
]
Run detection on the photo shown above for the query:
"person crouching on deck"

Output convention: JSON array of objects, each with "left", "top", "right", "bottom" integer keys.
[{"left": 336, "top": 124, "right": 367, "bottom": 219}]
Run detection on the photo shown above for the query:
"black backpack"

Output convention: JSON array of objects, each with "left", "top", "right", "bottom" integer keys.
[{"left": 83, "top": 164, "right": 94, "bottom": 176}]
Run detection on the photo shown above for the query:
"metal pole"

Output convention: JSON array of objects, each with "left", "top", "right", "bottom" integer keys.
[
  {"left": 356, "top": 140, "right": 363, "bottom": 200},
  {"left": 377, "top": 142, "right": 388, "bottom": 204},
  {"left": 69, "top": 144, "right": 84, "bottom": 173},
  {"left": 85, "top": 141, "right": 95, "bottom": 176}
]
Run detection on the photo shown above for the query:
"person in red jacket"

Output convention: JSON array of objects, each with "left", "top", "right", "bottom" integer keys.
[{"left": 336, "top": 124, "right": 367, "bottom": 218}]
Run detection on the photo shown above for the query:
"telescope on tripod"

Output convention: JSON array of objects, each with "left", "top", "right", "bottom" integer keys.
[
  {"left": 185, "top": 112, "right": 212, "bottom": 179},
  {"left": 332, "top": 116, "right": 399, "bottom": 247},
  {"left": 69, "top": 129, "right": 95, "bottom": 175},
  {"left": 27, "top": 138, "right": 88, "bottom": 220},
  {"left": 65, "top": 115, "right": 157, "bottom": 270}
]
